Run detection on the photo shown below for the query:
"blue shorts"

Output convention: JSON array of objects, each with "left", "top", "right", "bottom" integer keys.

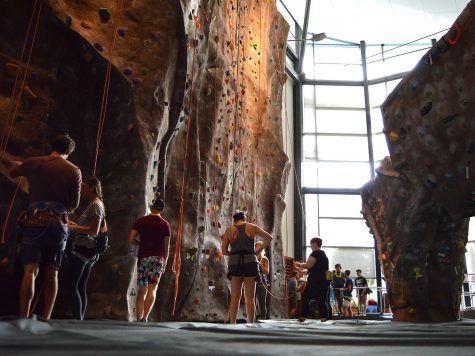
[{"left": 22, "top": 243, "right": 65, "bottom": 270}]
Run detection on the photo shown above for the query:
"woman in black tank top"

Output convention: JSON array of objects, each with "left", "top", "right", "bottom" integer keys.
[{"left": 221, "top": 211, "right": 273, "bottom": 324}]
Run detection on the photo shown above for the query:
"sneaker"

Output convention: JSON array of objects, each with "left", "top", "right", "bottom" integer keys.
[
  {"left": 320, "top": 318, "right": 328, "bottom": 322},
  {"left": 297, "top": 317, "right": 305, "bottom": 322},
  {"left": 139, "top": 318, "right": 148, "bottom": 322}
]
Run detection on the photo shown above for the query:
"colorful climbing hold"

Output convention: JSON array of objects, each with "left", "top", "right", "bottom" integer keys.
[
  {"left": 94, "top": 43, "right": 104, "bottom": 52},
  {"left": 140, "top": 67, "right": 149, "bottom": 76},
  {"left": 117, "top": 28, "right": 126, "bottom": 38},
  {"left": 205, "top": 86, "right": 212, "bottom": 96},
  {"left": 123, "top": 68, "right": 133, "bottom": 76},
  {"left": 65, "top": 16, "right": 72, "bottom": 27},
  {"left": 198, "top": 225, "right": 205, "bottom": 233},
  {"left": 389, "top": 131, "right": 399, "bottom": 142},
  {"left": 98, "top": 8, "right": 111, "bottom": 23},
  {"left": 81, "top": 20, "right": 93, "bottom": 29}
]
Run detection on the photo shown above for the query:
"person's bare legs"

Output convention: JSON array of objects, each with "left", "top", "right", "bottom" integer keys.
[
  {"left": 136, "top": 285, "right": 148, "bottom": 321},
  {"left": 42, "top": 263, "right": 58, "bottom": 320},
  {"left": 243, "top": 277, "right": 256, "bottom": 324},
  {"left": 20, "top": 263, "right": 39, "bottom": 318},
  {"left": 229, "top": 276, "right": 244, "bottom": 324},
  {"left": 143, "top": 283, "right": 159, "bottom": 321}
]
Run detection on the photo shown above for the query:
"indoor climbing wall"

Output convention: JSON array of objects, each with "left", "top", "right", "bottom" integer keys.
[
  {"left": 361, "top": 1, "right": 475, "bottom": 322},
  {"left": 0, "top": 0, "right": 290, "bottom": 321}
]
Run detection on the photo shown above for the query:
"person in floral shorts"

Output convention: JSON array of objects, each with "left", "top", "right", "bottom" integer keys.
[{"left": 128, "top": 198, "right": 171, "bottom": 322}]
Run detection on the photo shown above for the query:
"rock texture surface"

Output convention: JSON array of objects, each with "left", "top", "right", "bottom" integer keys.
[
  {"left": 361, "top": 2, "right": 475, "bottom": 322},
  {"left": 0, "top": 0, "right": 289, "bottom": 321}
]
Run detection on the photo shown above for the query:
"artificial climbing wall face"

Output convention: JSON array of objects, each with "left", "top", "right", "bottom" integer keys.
[
  {"left": 0, "top": 0, "right": 289, "bottom": 321},
  {"left": 157, "top": 0, "right": 290, "bottom": 321},
  {"left": 361, "top": 2, "right": 475, "bottom": 322}
]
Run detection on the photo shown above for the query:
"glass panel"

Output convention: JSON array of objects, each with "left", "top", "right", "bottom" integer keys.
[
  {"left": 302, "top": 161, "right": 318, "bottom": 188},
  {"left": 369, "top": 83, "right": 390, "bottom": 108},
  {"left": 315, "top": 162, "right": 371, "bottom": 189},
  {"left": 319, "top": 194, "right": 363, "bottom": 218},
  {"left": 303, "top": 108, "right": 316, "bottom": 133},
  {"left": 325, "top": 247, "right": 376, "bottom": 279},
  {"left": 312, "top": 45, "right": 362, "bottom": 81},
  {"left": 466, "top": 242, "right": 475, "bottom": 278},
  {"left": 304, "top": 194, "right": 319, "bottom": 239},
  {"left": 469, "top": 218, "right": 475, "bottom": 242},
  {"left": 315, "top": 86, "right": 365, "bottom": 108},
  {"left": 318, "top": 218, "right": 374, "bottom": 247},
  {"left": 317, "top": 136, "right": 369, "bottom": 161},
  {"left": 303, "top": 135, "right": 317, "bottom": 160},
  {"left": 372, "top": 133, "right": 390, "bottom": 161},
  {"left": 303, "top": 85, "right": 315, "bottom": 108},
  {"left": 371, "top": 107, "right": 384, "bottom": 133},
  {"left": 316, "top": 109, "right": 367, "bottom": 134}
]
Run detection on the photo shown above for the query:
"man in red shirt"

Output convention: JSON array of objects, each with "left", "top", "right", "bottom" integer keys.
[{"left": 127, "top": 198, "right": 171, "bottom": 322}]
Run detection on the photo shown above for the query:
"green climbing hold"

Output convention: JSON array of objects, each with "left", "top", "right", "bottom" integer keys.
[
  {"left": 198, "top": 225, "right": 205, "bottom": 233},
  {"left": 98, "top": 8, "right": 111, "bottom": 23},
  {"left": 140, "top": 67, "right": 149, "bottom": 76},
  {"left": 205, "top": 86, "right": 212, "bottom": 97}
]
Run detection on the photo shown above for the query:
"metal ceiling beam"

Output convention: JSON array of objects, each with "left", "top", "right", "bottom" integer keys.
[{"left": 297, "top": 0, "right": 312, "bottom": 74}]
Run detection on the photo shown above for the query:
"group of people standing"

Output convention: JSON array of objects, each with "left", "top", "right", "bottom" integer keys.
[{"left": 7, "top": 134, "right": 171, "bottom": 322}]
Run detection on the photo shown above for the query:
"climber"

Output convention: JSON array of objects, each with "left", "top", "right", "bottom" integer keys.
[
  {"left": 8, "top": 133, "right": 82, "bottom": 320},
  {"left": 127, "top": 198, "right": 171, "bottom": 322},
  {"left": 221, "top": 210, "right": 272, "bottom": 324}
]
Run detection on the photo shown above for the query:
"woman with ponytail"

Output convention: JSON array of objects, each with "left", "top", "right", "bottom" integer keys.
[{"left": 68, "top": 176, "right": 106, "bottom": 320}]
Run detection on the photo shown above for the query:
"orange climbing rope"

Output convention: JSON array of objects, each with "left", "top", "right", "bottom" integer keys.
[
  {"left": 0, "top": 0, "right": 43, "bottom": 157},
  {"left": 93, "top": 0, "right": 126, "bottom": 176},
  {"left": 0, "top": 0, "right": 43, "bottom": 246},
  {"left": 171, "top": 18, "right": 199, "bottom": 317}
]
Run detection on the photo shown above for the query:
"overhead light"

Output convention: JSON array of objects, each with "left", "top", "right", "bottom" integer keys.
[{"left": 311, "top": 32, "right": 327, "bottom": 42}]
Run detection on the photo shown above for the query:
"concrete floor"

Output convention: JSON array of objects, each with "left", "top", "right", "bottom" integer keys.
[{"left": 1, "top": 316, "right": 475, "bottom": 355}]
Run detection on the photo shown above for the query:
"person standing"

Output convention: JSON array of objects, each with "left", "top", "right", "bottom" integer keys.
[
  {"left": 128, "top": 198, "right": 171, "bottom": 322},
  {"left": 9, "top": 134, "right": 82, "bottom": 319},
  {"left": 255, "top": 241, "right": 269, "bottom": 320},
  {"left": 68, "top": 176, "right": 106, "bottom": 320},
  {"left": 331, "top": 264, "right": 345, "bottom": 316},
  {"left": 342, "top": 269, "right": 353, "bottom": 317},
  {"left": 355, "top": 269, "right": 368, "bottom": 316},
  {"left": 296, "top": 237, "right": 330, "bottom": 322},
  {"left": 221, "top": 211, "right": 272, "bottom": 324}
]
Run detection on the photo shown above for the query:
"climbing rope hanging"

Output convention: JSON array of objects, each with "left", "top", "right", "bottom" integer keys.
[
  {"left": 92, "top": 0, "right": 126, "bottom": 176},
  {"left": 171, "top": 14, "right": 200, "bottom": 317},
  {"left": 0, "top": 0, "right": 43, "bottom": 246}
]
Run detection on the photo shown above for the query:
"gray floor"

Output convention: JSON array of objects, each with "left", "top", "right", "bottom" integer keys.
[{"left": 1, "top": 316, "right": 475, "bottom": 355}]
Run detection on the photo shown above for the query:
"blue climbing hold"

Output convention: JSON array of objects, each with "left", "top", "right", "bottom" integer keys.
[
  {"left": 117, "top": 28, "right": 126, "bottom": 38},
  {"left": 65, "top": 15, "right": 72, "bottom": 27},
  {"left": 123, "top": 68, "right": 133, "bottom": 76},
  {"left": 94, "top": 43, "right": 104, "bottom": 52},
  {"left": 98, "top": 8, "right": 111, "bottom": 23}
]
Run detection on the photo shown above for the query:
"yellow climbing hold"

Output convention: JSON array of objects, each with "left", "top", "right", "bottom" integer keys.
[
  {"left": 414, "top": 267, "right": 423, "bottom": 279},
  {"left": 213, "top": 205, "right": 219, "bottom": 211},
  {"left": 408, "top": 307, "right": 416, "bottom": 314},
  {"left": 256, "top": 170, "right": 262, "bottom": 177},
  {"left": 81, "top": 20, "right": 93, "bottom": 29},
  {"left": 389, "top": 131, "right": 399, "bottom": 142}
]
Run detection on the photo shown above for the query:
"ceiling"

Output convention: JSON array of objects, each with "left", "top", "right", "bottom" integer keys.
[{"left": 281, "top": 0, "right": 469, "bottom": 44}]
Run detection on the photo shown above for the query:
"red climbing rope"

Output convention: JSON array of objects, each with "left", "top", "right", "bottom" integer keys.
[
  {"left": 171, "top": 19, "right": 199, "bottom": 317},
  {"left": 92, "top": 0, "right": 125, "bottom": 176}
]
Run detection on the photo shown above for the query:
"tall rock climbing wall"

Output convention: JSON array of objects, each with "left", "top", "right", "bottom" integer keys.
[
  {"left": 361, "top": 2, "right": 475, "bottom": 322},
  {"left": 0, "top": 0, "right": 290, "bottom": 321}
]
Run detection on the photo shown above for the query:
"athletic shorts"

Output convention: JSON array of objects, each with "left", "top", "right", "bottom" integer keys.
[
  {"left": 22, "top": 243, "right": 65, "bottom": 270},
  {"left": 137, "top": 256, "right": 164, "bottom": 286},
  {"left": 343, "top": 297, "right": 352, "bottom": 308},
  {"left": 227, "top": 261, "right": 259, "bottom": 279}
]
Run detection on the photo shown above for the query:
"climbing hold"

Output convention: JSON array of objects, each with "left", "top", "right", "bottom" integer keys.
[
  {"left": 140, "top": 67, "right": 149, "bottom": 76},
  {"left": 198, "top": 225, "right": 205, "bottom": 233},
  {"left": 194, "top": 297, "right": 200, "bottom": 305},
  {"left": 23, "top": 86, "right": 37, "bottom": 99},
  {"left": 188, "top": 192, "right": 197, "bottom": 199},
  {"left": 123, "top": 68, "right": 133, "bottom": 76},
  {"left": 132, "top": 78, "right": 141, "bottom": 87},
  {"left": 195, "top": 21, "right": 201, "bottom": 30},
  {"left": 207, "top": 208, "right": 211, "bottom": 214},
  {"left": 98, "top": 8, "right": 111, "bottom": 23},
  {"left": 389, "top": 131, "right": 399, "bottom": 142},
  {"left": 117, "top": 28, "right": 126, "bottom": 38},
  {"left": 94, "top": 43, "right": 104, "bottom": 52},
  {"left": 4, "top": 63, "right": 20, "bottom": 76},
  {"left": 201, "top": 266, "right": 207, "bottom": 273},
  {"left": 65, "top": 16, "right": 72, "bottom": 27},
  {"left": 414, "top": 267, "right": 423, "bottom": 279},
  {"left": 420, "top": 101, "right": 432, "bottom": 115},
  {"left": 81, "top": 20, "right": 93, "bottom": 29},
  {"left": 186, "top": 247, "right": 198, "bottom": 260},
  {"left": 256, "top": 170, "right": 262, "bottom": 177},
  {"left": 127, "top": 123, "right": 135, "bottom": 132},
  {"left": 205, "top": 86, "right": 212, "bottom": 96}
]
